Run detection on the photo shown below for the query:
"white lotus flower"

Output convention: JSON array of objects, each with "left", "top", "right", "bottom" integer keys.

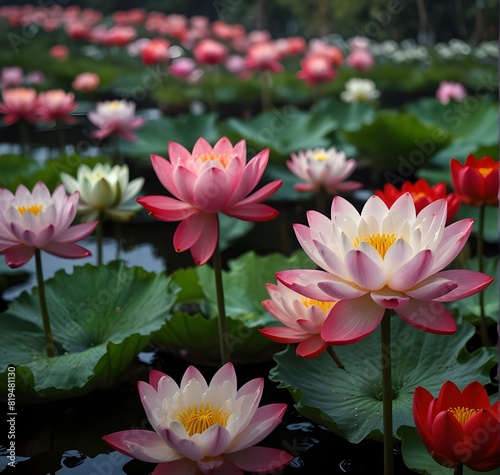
[
  {"left": 340, "top": 78, "right": 380, "bottom": 103},
  {"left": 60, "top": 163, "right": 144, "bottom": 222}
]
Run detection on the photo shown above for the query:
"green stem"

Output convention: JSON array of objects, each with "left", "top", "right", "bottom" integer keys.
[
  {"left": 19, "top": 119, "right": 31, "bottom": 157},
  {"left": 56, "top": 125, "right": 66, "bottom": 157},
  {"left": 477, "top": 205, "right": 491, "bottom": 346},
  {"left": 260, "top": 70, "right": 273, "bottom": 111},
  {"left": 206, "top": 65, "right": 217, "bottom": 112},
  {"left": 115, "top": 136, "right": 123, "bottom": 165},
  {"left": 96, "top": 214, "right": 103, "bottom": 265},
  {"left": 35, "top": 249, "right": 55, "bottom": 357},
  {"left": 454, "top": 464, "right": 464, "bottom": 475},
  {"left": 316, "top": 186, "right": 329, "bottom": 216},
  {"left": 213, "top": 216, "right": 230, "bottom": 364},
  {"left": 381, "top": 312, "right": 394, "bottom": 475}
]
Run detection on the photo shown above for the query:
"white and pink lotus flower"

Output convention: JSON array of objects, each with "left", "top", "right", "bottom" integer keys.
[
  {"left": 88, "top": 100, "right": 144, "bottom": 141},
  {"left": 103, "top": 363, "right": 293, "bottom": 474}
]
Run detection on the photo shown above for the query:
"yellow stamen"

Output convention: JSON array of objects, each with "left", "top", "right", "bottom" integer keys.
[
  {"left": 194, "top": 152, "right": 232, "bottom": 168},
  {"left": 447, "top": 406, "right": 480, "bottom": 425},
  {"left": 302, "top": 297, "right": 336, "bottom": 313},
  {"left": 17, "top": 204, "right": 44, "bottom": 216},
  {"left": 412, "top": 192, "right": 427, "bottom": 201},
  {"left": 315, "top": 153, "right": 328, "bottom": 161},
  {"left": 478, "top": 167, "right": 493, "bottom": 178},
  {"left": 108, "top": 100, "right": 122, "bottom": 110},
  {"left": 353, "top": 233, "right": 397, "bottom": 259},
  {"left": 177, "top": 402, "right": 229, "bottom": 436}
]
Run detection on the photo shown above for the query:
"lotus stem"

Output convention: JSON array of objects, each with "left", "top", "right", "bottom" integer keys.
[
  {"left": 19, "top": 119, "right": 31, "bottom": 157},
  {"left": 115, "top": 136, "right": 123, "bottom": 164},
  {"left": 454, "top": 464, "right": 464, "bottom": 475},
  {"left": 35, "top": 249, "right": 55, "bottom": 357},
  {"left": 260, "top": 70, "right": 273, "bottom": 111},
  {"left": 316, "top": 186, "right": 329, "bottom": 215},
  {"left": 477, "top": 204, "right": 491, "bottom": 346},
  {"left": 326, "top": 346, "right": 345, "bottom": 370},
  {"left": 213, "top": 216, "right": 230, "bottom": 364},
  {"left": 56, "top": 125, "right": 66, "bottom": 157},
  {"left": 381, "top": 312, "right": 394, "bottom": 475}
]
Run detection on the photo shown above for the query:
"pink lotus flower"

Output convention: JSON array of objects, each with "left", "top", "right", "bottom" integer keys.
[
  {"left": 36, "top": 90, "right": 78, "bottom": 124},
  {"left": 309, "top": 39, "right": 343, "bottom": 67},
  {"left": 72, "top": 72, "right": 100, "bottom": 92},
  {"left": 137, "top": 137, "right": 282, "bottom": 265},
  {"left": 0, "top": 87, "right": 38, "bottom": 124},
  {"left": 261, "top": 281, "right": 337, "bottom": 358},
  {"left": 277, "top": 194, "right": 493, "bottom": 344},
  {"left": 436, "top": 81, "right": 467, "bottom": 104},
  {"left": 296, "top": 53, "right": 337, "bottom": 86},
  {"left": 49, "top": 44, "right": 69, "bottom": 61},
  {"left": 101, "top": 25, "right": 137, "bottom": 47},
  {"left": 275, "top": 37, "right": 307, "bottom": 57},
  {"left": 347, "top": 48, "right": 375, "bottom": 71},
  {"left": 245, "top": 42, "right": 283, "bottom": 73},
  {"left": 103, "top": 363, "right": 293, "bottom": 474},
  {"left": 168, "top": 58, "right": 198, "bottom": 80},
  {"left": 287, "top": 147, "right": 362, "bottom": 194},
  {"left": 193, "top": 38, "right": 228, "bottom": 65},
  {"left": 141, "top": 37, "right": 170, "bottom": 65},
  {"left": 1, "top": 66, "right": 24, "bottom": 88},
  {"left": 0, "top": 182, "right": 98, "bottom": 268},
  {"left": 88, "top": 100, "right": 144, "bottom": 141}
]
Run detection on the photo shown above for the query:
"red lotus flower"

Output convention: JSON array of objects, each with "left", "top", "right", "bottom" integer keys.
[
  {"left": 451, "top": 154, "right": 499, "bottom": 206},
  {"left": 141, "top": 38, "right": 170, "bottom": 66},
  {"left": 193, "top": 38, "right": 228, "bottom": 65},
  {"left": 296, "top": 53, "right": 337, "bottom": 86},
  {"left": 375, "top": 179, "right": 461, "bottom": 224},
  {"left": 413, "top": 381, "right": 500, "bottom": 472},
  {"left": 245, "top": 42, "right": 283, "bottom": 73}
]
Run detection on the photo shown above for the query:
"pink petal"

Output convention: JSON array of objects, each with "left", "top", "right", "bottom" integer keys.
[
  {"left": 404, "top": 277, "right": 458, "bottom": 300},
  {"left": 210, "top": 362, "right": 237, "bottom": 389},
  {"left": 173, "top": 166, "right": 197, "bottom": 204},
  {"left": 193, "top": 167, "right": 232, "bottom": 212},
  {"left": 161, "top": 427, "right": 204, "bottom": 461},
  {"left": 173, "top": 213, "right": 207, "bottom": 252},
  {"left": 213, "top": 136, "right": 234, "bottom": 155},
  {"left": 296, "top": 335, "right": 328, "bottom": 358},
  {"left": 345, "top": 249, "right": 386, "bottom": 290},
  {"left": 432, "top": 270, "right": 494, "bottom": 302},
  {"left": 321, "top": 295, "right": 385, "bottom": 344},
  {"left": 230, "top": 179, "right": 282, "bottom": 207},
  {"left": 137, "top": 196, "right": 197, "bottom": 221},
  {"left": 187, "top": 213, "right": 218, "bottom": 265},
  {"left": 137, "top": 381, "right": 164, "bottom": 431},
  {"left": 168, "top": 141, "right": 192, "bottom": 166},
  {"left": 431, "top": 219, "right": 473, "bottom": 272},
  {"left": 149, "top": 370, "right": 167, "bottom": 390},
  {"left": 56, "top": 221, "right": 98, "bottom": 243},
  {"left": 150, "top": 154, "right": 181, "bottom": 198},
  {"left": 223, "top": 203, "right": 279, "bottom": 222},
  {"left": 181, "top": 366, "right": 207, "bottom": 390},
  {"left": 192, "top": 137, "right": 213, "bottom": 156},
  {"left": 197, "top": 458, "right": 225, "bottom": 474},
  {"left": 153, "top": 460, "right": 199, "bottom": 475},
  {"left": 225, "top": 446, "right": 293, "bottom": 473},
  {"left": 370, "top": 290, "right": 409, "bottom": 309},
  {"left": 196, "top": 425, "right": 232, "bottom": 456},
  {"left": 388, "top": 249, "right": 433, "bottom": 291},
  {"left": 42, "top": 242, "right": 92, "bottom": 259},
  {"left": 259, "top": 326, "right": 308, "bottom": 344},
  {"left": 3, "top": 244, "right": 34, "bottom": 268},
  {"left": 395, "top": 299, "right": 457, "bottom": 334}
]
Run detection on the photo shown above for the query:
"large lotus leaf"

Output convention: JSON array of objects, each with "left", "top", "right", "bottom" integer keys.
[
  {"left": 448, "top": 256, "right": 498, "bottom": 324},
  {"left": 0, "top": 261, "right": 178, "bottom": 403},
  {"left": 120, "top": 114, "right": 220, "bottom": 161},
  {"left": 398, "top": 425, "right": 499, "bottom": 475},
  {"left": 312, "top": 97, "right": 377, "bottom": 132},
  {"left": 342, "top": 110, "right": 452, "bottom": 171},
  {"left": 219, "top": 106, "right": 337, "bottom": 161},
  {"left": 0, "top": 154, "right": 43, "bottom": 190},
  {"left": 153, "top": 250, "right": 313, "bottom": 365},
  {"left": 270, "top": 319, "right": 495, "bottom": 444}
]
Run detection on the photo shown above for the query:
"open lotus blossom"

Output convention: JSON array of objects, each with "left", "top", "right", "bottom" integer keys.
[
  {"left": 72, "top": 72, "right": 100, "bottom": 92},
  {"left": 49, "top": 44, "right": 69, "bottom": 61},
  {"left": 88, "top": 100, "right": 144, "bottom": 141},
  {"left": 60, "top": 163, "right": 144, "bottom": 222},
  {"left": 137, "top": 137, "right": 282, "bottom": 265},
  {"left": 141, "top": 37, "right": 170, "bottom": 65},
  {"left": 346, "top": 48, "right": 375, "bottom": 71},
  {"left": 375, "top": 179, "right": 461, "bottom": 224},
  {"left": 103, "top": 363, "right": 293, "bottom": 475},
  {"left": 1, "top": 66, "right": 24, "bottom": 88},
  {"left": 261, "top": 280, "right": 337, "bottom": 358},
  {"left": 0, "top": 182, "right": 98, "bottom": 268},
  {"left": 193, "top": 38, "right": 228, "bottom": 65},
  {"left": 296, "top": 53, "right": 337, "bottom": 86},
  {"left": 436, "top": 81, "right": 467, "bottom": 104},
  {"left": 36, "top": 89, "right": 78, "bottom": 124},
  {"left": 413, "top": 381, "right": 500, "bottom": 472},
  {"left": 0, "top": 87, "right": 38, "bottom": 124},
  {"left": 450, "top": 154, "right": 499, "bottom": 206},
  {"left": 245, "top": 42, "right": 283, "bottom": 73},
  {"left": 340, "top": 78, "right": 380, "bottom": 103},
  {"left": 287, "top": 147, "right": 362, "bottom": 194},
  {"left": 276, "top": 194, "right": 493, "bottom": 345}
]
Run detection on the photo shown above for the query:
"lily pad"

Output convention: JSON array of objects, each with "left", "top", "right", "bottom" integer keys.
[
  {"left": 153, "top": 250, "right": 314, "bottom": 365},
  {"left": 312, "top": 97, "right": 377, "bottom": 132},
  {"left": 270, "top": 319, "right": 495, "bottom": 443},
  {"left": 120, "top": 113, "right": 221, "bottom": 161},
  {"left": 398, "top": 425, "right": 499, "bottom": 475},
  {"left": 0, "top": 260, "right": 178, "bottom": 403}
]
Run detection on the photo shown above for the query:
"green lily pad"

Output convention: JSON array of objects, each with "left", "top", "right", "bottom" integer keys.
[
  {"left": 448, "top": 256, "right": 499, "bottom": 324},
  {"left": 398, "top": 425, "right": 499, "bottom": 475},
  {"left": 0, "top": 154, "right": 43, "bottom": 190},
  {"left": 270, "top": 319, "right": 495, "bottom": 443},
  {"left": 153, "top": 250, "right": 313, "bottom": 365},
  {"left": 219, "top": 106, "right": 337, "bottom": 162},
  {"left": 342, "top": 110, "right": 452, "bottom": 171},
  {"left": 120, "top": 114, "right": 221, "bottom": 161},
  {"left": 312, "top": 97, "right": 377, "bottom": 132},
  {"left": 0, "top": 260, "right": 178, "bottom": 403}
]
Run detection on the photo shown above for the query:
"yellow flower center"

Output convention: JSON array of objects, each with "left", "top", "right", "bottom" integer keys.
[
  {"left": 412, "top": 192, "right": 427, "bottom": 201},
  {"left": 302, "top": 297, "right": 336, "bottom": 313},
  {"left": 177, "top": 402, "right": 229, "bottom": 436},
  {"left": 17, "top": 204, "right": 44, "bottom": 216},
  {"left": 478, "top": 167, "right": 494, "bottom": 178},
  {"left": 447, "top": 406, "right": 480, "bottom": 425},
  {"left": 353, "top": 233, "right": 397, "bottom": 259},
  {"left": 108, "top": 100, "right": 123, "bottom": 110},
  {"left": 195, "top": 152, "right": 233, "bottom": 168},
  {"left": 314, "top": 153, "right": 328, "bottom": 161}
]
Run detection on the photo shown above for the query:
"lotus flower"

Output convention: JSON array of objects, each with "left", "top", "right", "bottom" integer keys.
[
  {"left": 436, "top": 81, "right": 467, "bottom": 104},
  {"left": 277, "top": 194, "right": 493, "bottom": 345},
  {"left": 261, "top": 280, "right": 337, "bottom": 358},
  {"left": 0, "top": 182, "right": 98, "bottom": 268},
  {"left": 450, "top": 154, "right": 499, "bottom": 206},
  {"left": 296, "top": 53, "right": 337, "bottom": 86},
  {"left": 287, "top": 147, "right": 362, "bottom": 194},
  {"left": 0, "top": 87, "right": 38, "bottom": 124},
  {"left": 413, "top": 381, "right": 500, "bottom": 471},
  {"left": 193, "top": 38, "right": 228, "bottom": 65},
  {"left": 72, "top": 72, "right": 100, "bottom": 92},
  {"left": 346, "top": 48, "right": 375, "bottom": 71},
  {"left": 340, "top": 78, "right": 380, "bottom": 103},
  {"left": 36, "top": 89, "right": 78, "bottom": 124},
  {"left": 137, "top": 137, "right": 281, "bottom": 265},
  {"left": 103, "top": 363, "right": 293, "bottom": 474},
  {"left": 245, "top": 42, "right": 283, "bottom": 73},
  {"left": 1, "top": 66, "right": 24, "bottom": 88},
  {"left": 49, "top": 44, "right": 69, "bottom": 61},
  {"left": 60, "top": 163, "right": 144, "bottom": 222},
  {"left": 88, "top": 100, "right": 144, "bottom": 141},
  {"left": 375, "top": 179, "right": 461, "bottom": 224},
  {"left": 141, "top": 37, "right": 170, "bottom": 65}
]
